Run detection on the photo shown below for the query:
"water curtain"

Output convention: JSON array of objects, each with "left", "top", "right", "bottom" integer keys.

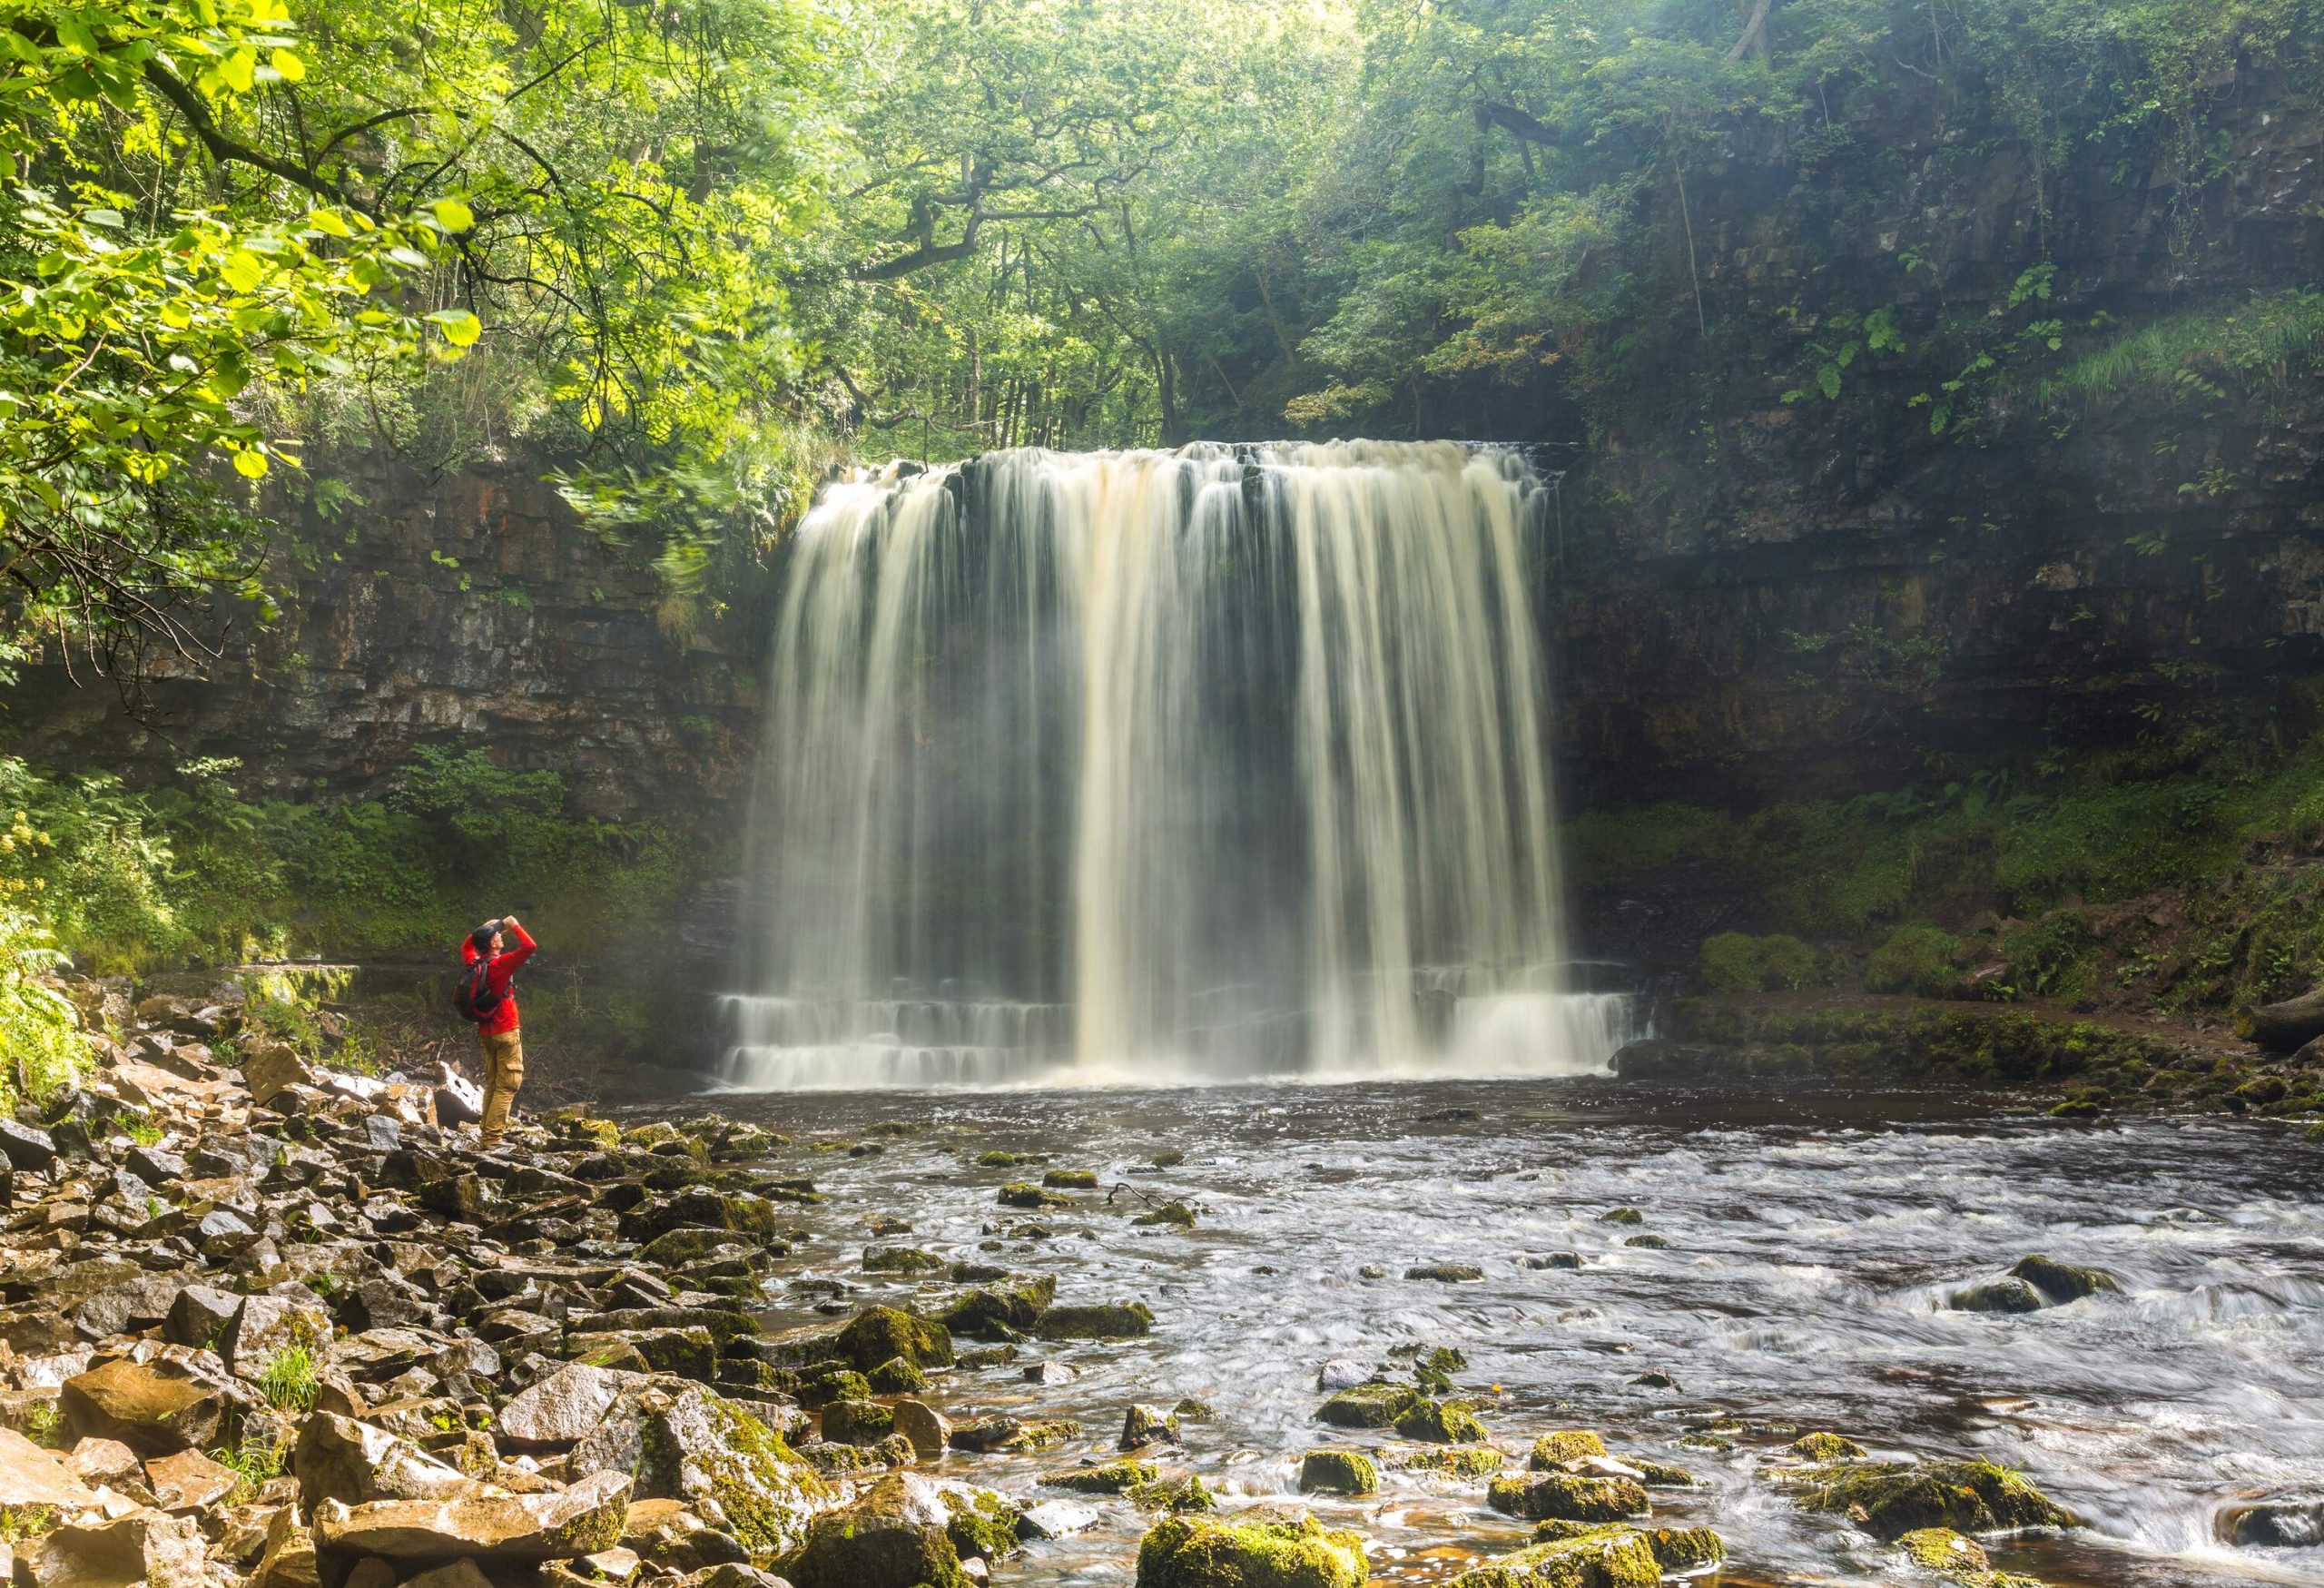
[{"left": 722, "top": 441, "right": 1631, "bottom": 1087}]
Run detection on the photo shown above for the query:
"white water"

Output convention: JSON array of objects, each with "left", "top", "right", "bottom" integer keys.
[{"left": 722, "top": 442, "right": 1630, "bottom": 1090}]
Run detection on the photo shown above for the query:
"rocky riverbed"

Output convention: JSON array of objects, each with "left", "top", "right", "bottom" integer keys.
[{"left": 1, "top": 984, "right": 2317, "bottom": 1588}]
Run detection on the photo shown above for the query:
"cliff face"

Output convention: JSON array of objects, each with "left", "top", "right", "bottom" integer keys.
[
  {"left": 5, "top": 455, "right": 769, "bottom": 821},
  {"left": 1543, "top": 65, "right": 2324, "bottom": 807}
]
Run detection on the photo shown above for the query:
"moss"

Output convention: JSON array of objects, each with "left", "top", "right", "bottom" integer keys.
[
  {"left": 1042, "top": 1169, "right": 1100, "bottom": 1189},
  {"left": 1644, "top": 1526, "right": 1726, "bottom": 1571},
  {"left": 1297, "top": 1448, "right": 1380, "bottom": 1494},
  {"left": 1043, "top": 1458, "right": 1160, "bottom": 1494},
  {"left": 1316, "top": 1382, "right": 1423, "bottom": 1429},
  {"left": 1034, "top": 1301, "right": 1154, "bottom": 1340},
  {"left": 938, "top": 1276, "right": 1057, "bottom": 1337},
  {"left": 1792, "top": 1459, "right": 2076, "bottom": 1541},
  {"left": 1597, "top": 1208, "right": 1643, "bottom": 1225},
  {"left": 0, "top": 1506, "right": 59, "bottom": 1544},
  {"left": 662, "top": 1396, "right": 830, "bottom": 1563},
  {"left": 1394, "top": 1398, "right": 1488, "bottom": 1443},
  {"left": 1529, "top": 1430, "right": 1609, "bottom": 1468},
  {"left": 1621, "top": 1234, "right": 1669, "bottom": 1248},
  {"left": 1868, "top": 926, "right": 1965, "bottom": 996},
  {"left": 1128, "top": 1475, "right": 1216, "bottom": 1513},
  {"left": 975, "top": 1150, "right": 1030, "bottom": 1167},
  {"left": 866, "top": 1356, "right": 929, "bottom": 1395},
  {"left": 836, "top": 1306, "right": 954, "bottom": 1371},
  {"left": 1443, "top": 1526, "right": 1661, "bottom": 1588},
  {"left": 1487, "top": 1473, "right": 1649, "bottom": 1523},
  {"left": 1948, "top": 1278, "right": 2044, "bottom": 1314},
  {"left": 820, "top": 1399, "right": 896, "bottom": 1445},
  {"left": 1134, "top": 1200, "right": 1198, "bottom": 1228},
  {"left": 1135, "top": 1512, "right": 1366, "bottom": 1588},
  {"left": 1631, "top": 1460, "right": 1697, "bottom": 1487},
  {"left": 1699, "top": 932, "right": 1819, "bottom": 993},
  {"left": 1391, "top": 1444, "right": 1505, "bottom": 1477},
  {"left": 1000, "top": 1180, "right": 1071, "bottom": 1208},
  {"left": 941, "top": 1486, "right": 1024, "bottom": 1562},
  {"left": 795, "top": 1367, "right": 872, "bottom": 1408},
  {"left": 862, "top": 1247, "right": 947, "bottom": 1275},
  {"left": 949, "top": 1416, "right": 1079, "bottom": 1454},
  {"left": 1790, "top": 1432, "right": 1866, "bottom": 1461}
]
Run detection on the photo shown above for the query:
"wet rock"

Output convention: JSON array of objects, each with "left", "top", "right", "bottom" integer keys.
[
  {"left": 1521, "top": 1253, "right": 1582, "bottom": 1271},
  {"left": 891, "top": 1398, "right": 950, "bottom": 1460},
  {"left": 937, "top": 1277, "right": 1056, "bottom": 1339},
  {"left": 1315, "top": 1360, "right": 1368, "bottom": 1393},
  {"left": 999, "top": 1182, "right": 1070, "bottom": 1209},
  {"left": 1019, "top": 1499, "right": 1099, "bottom": 1540},
  {"left": 862, "top": 1248, "right": 946, "bottom": 1276},
  {"left": 1132, "top": 1201, "right": 1196, "bottom": 1228},
  {"left": 948, "top": 1415, "right": 1078, "bottom": 1455},
  {"left": 292, "top": 1411, "right": 473, "bottom": 1508},
  {"left": 2007, "top": 1255, "right": 2121, "bottom": 1303},
  {"left": 1631, "top": 1460, "right": 1699, "bottom": 1488},
  {"left": 18, "top": 1508, "right": 206, "bottom": 1588},
  {"left": 821, "top": 1399, "right": 895, "bottom": 1446},
  {"left": 313, "top": 1468, "right": 632, "bottom": 1563},
  {"left": 568, "top": 1383, "right": 828, "bottom": 1561},
  {"left": 1900, "top": 1526, "right": 2014, "bottom": 1582},
  {"left": 864, "top": 1356, "right": 927, "bottom": 1396},
  {"left": 1790, "top": 1432, "right": 1866, "bottom": 1461},
  {"left": 1394, "top": 1398, "right": 1486, "bottom": 1444},
  {"left": 496, "top": 1363, "right": 641, "bottom": 1450},
  {"left": 1034, "top": 1301, "right": 1153, "bottom": 1340},
  {"left": 1316, "top": 1383, "right": 1421, "bottom": 1429},
  {"left": 1405, "top": 1264, "right": 1482, "bottom": 1283},
  {"left": 1487, "top": 1472, "right": 1649, "bottom": 1523},
  {"left": 1530, "top": 1431, "right": 1609, "bottom": 1469},
  {"left": 1121, "top": 1404, "right": 1179, "bottom": 1451},
  {"left": 569, "top": 1327, "right": 716, "bottom": 1381},
  {"left": 1128, "top": 1474, "right": 1214, "bottom": 1514},
  {"left": 1134, "top": 1512, "right": 1366, "bottom": 1588},
  {"left": 1040, "top": 1459, "right": 1158, "bottom": 1494},
  {"left": 835, "top": 1307, "right": 954, "bottom": 1372},
  {"left": 2216, "top": 1498, "right": 2324, "bottom": 1547},
  {"left": 1390, "top": 1445, "right": 1504, "bottom": 1477},
  {"left": 789, "top": 1471, "right": 1005, "bottom": 1588},
  {"left": 1643, "top": 1526, "right": 1725, "bottom": 1571},
  {"left": 1042, "top": 1169, "right": 1099, "bottom": 1189},
  {"left": 1445, "top": 1526, "right": 1659, "bottom": 1587},
  {"left": 1789, "top": 1459, "right": 2077, "bottom": 1541},
  {"left": 61, "top": 1357, "right": 235, "bottom": 1455},
  {"left": 1298, "top": 1449, "right": 1378, "bottom": 1494},
  {"left": 1598, "top": 1208, "right": 1644, "bottom": 1225},
  {"left": 1946, "top": 1278, "right": 2044, "bottom": 1315}
]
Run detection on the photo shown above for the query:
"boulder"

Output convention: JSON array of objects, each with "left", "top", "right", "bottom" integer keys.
[
  {"left": 890, "top": 1399, "right": 950, "bottom": 1461},
  {"left": 312, "top": 1470, "right": 632, "bottom": 1563},
  {"left": 0, "top": 1424, "right": 100, "bottom": 1511},
  {"left": 1394, "top": 1398, "right": 1486, "bottom": 1444},
  {"left": 2217, "top": 1498, "right": 2324, "bottom": 1548},
  {"left": 1315, "top": 1383, "right": 1421, "bottom": 1429},
  {"left": 162, "top": 1286, "right": 241, "bottom": 1349},
  {"left": 569, "top": 1384, "right": 828, "bottom": 1561},
  {"left": 497, "top": 1363, "right": 642, "bottom": 1451},
  {"left": 1442, "top": 1526, "right": 1659, "bottom": 1587},
  {"left": 223, "top": 1296, "right": 332, "bottom": 1377},
  {"left": 1034, "top": 1302, "right": 1154, "bottom": 1341},
  {"left": 821, "top": 1400, "right": 895, "bottom": 1447},
  {"left": 790, "top": 1472, "right": 1018, "bottom": 1588},
  {"left": 0, "top": 1119, "right": 57, "bottom": 1172},
  {"left": 241, "top": 1041, "right": 315, "bottom": 1107},
  {"left": 291, "top": 1412, "right": 473, "bottom": 1509},
  {"left": 1298, "top": 1449, "right": 1378, "bottom": 1494},
  {"left": 2008, "top": 1255, "right": 2121, "bottom": 1303},
  {"left": 834, "top": 1307, "right": 953, "bottom": 1372},
  {"left": 1134, "top": 1512, "right": 1366, "bottom": 1588},
  {"left": 1039, "top": 1459, "right": 1158, "bottom": 1494},
  {"left": 62, "top": 1358, "right": 233, "bottom": 1455},
  {"left": 143, "top": 1447, "right": 240, "bottom": 1513},
  {"left": 1946, "top": 1278, "right": 2044, "bottom": 1315},
  {"left": 1789, "top": 1459, "right": 2077, "bottom": 1541},
  {"left": 936, "top": 1277, "right": 1055, "bottom": 1339},
  {"left": 250, "top": 1499, "right": 320, "bottom": 1588},
  {"left": 1486, "top": 1473, "right": 1649, "bottom": 1523},
  {"left": 1121, "top": 1404, "right": 1179, "bottom": 1451},
  {"left": 1530, "top": 1432, "right": 1608, "bottom": 1468},
  {"left": 17, "top": 1509, "right": 206, "bottom": 1588}
]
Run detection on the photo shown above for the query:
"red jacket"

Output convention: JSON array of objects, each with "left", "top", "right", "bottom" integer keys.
[{"left": 460, "top": 922, "right": 537, "bottom": 1035}]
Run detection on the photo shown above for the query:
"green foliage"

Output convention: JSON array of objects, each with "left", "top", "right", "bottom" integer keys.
[
  {"left": 256, "top": 1343, "right": 318, "bottom": 1413},
  {"left": 1699, "top": 932, "right": 1820, "bottom": 993},
  {"left": 1866, "top": 926, "right": 1962, "bottom": 997},
  {"left": 210, "top": 1429, "right": 286, "bottom": 1504},
  {"left": 0, "top": 909, "right": 87, "bottom": 1110}
]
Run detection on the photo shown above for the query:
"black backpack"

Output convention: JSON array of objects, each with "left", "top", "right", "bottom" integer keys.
[{"left": 452, "top": 956, "right": 509, "bottom": 1024}]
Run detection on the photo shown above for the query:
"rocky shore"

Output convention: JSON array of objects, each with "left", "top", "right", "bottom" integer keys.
[{"left": 1, "top": 980, "right": 2282, "bottom": 1588}]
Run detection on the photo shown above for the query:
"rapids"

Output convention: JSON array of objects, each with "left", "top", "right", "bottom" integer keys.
[{"left": 702, "top": 1080, "right": 2324, "bottom": 1587}]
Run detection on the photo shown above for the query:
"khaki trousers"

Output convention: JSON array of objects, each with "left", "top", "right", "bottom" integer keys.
[{"left": 478, "top": 1027, "right": 525, "bottom": 1141}]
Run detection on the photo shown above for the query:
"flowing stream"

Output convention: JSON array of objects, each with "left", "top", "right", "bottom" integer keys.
[
  {"left": 722, "top": 442, "right": 1630, "bottom": 1089},
  {"left": 692, "top": 1080, "right": 2324, "bottom": 1587}
]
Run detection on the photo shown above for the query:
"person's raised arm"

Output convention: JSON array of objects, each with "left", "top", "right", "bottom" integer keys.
[{"left": 501, "top": 916, "right": 538, "bottom": 967}]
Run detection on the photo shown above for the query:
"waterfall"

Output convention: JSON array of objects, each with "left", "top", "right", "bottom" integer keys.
[{"left": 718, "top": 441, "right": 1633, "bottom": 1089}]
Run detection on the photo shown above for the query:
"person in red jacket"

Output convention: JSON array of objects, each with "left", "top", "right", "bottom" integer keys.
[{"left": 460, "top": 914, "right": 537, "bottom": 1144}]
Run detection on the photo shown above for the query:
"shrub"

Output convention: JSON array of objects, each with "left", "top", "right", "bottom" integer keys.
[
  {"left": 0, "top": 912, "right": 88, "bottom": 1110},
  {"left": 1866, "top": 926, "right": 1962, "bottom": 998},
  {"left": 258, "top": 1345, "right": 320, "bottom": 1413},
  {"left": 1698, "top": 932, "right": 1819, "bottom": 993}
]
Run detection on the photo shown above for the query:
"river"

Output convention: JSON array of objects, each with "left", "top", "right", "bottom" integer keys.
[{"left": 679, "top": 1078, "right": 2324, "bottom": 1586}]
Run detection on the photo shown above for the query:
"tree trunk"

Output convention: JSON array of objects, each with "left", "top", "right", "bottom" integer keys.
[{"left": 2245, "top": 985, "right": 2324, "bottom": 1050}]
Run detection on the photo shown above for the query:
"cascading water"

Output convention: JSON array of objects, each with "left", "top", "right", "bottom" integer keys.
[{"left": 718, "top": 440, "right": 1634, "bottom": 1089}]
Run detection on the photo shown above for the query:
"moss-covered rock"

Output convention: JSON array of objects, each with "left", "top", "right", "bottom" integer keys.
[
  {"left": 1391, "top": 1444, "right": 1505, "bottom": 1477},
  {"left": 862, "top": 1247, "right": 947, "bottom": 1275},
  {"left": 795, "top": 1366, "right": 872, "bottom": 1409},
  {"left": 1394, "top": 1398, "right": 1488, "bottom": 1443},
  {"left": 574, "top": 1385, "right": 829, "bottom": 1564},
  {"left": 1947, "top": 1278, "right": 2044, "bottom": 1314},
  {"left": 1790, "top": 1432, "right": 1866, "bottom": 1461},
  {"left": 1598, "top": 1208, "right": 1644, "bottom": 1225},
  {"left": 1443, "top": 1525, "right": 1660, "bottom": 1587},
  {"left": 1405, "top": 1263, "right": 1484, "bottom": 1282},
  {"left": 836, "top": 1307, "right": 954, "bottom": 1372},
  {"left": 1315, "top": 1382, "right": 1423, "bottom": 1429},
  {"left": 1487, "top": 1473, "right": 1649, "bottom": 1524},
  {"left": 2007, "top": 1255, "right": 2120, "bottom": 1302},
  {"left": 1042, "top": 1169, "right": 1100, "bottom": 1189},
  {"left": 1000, "top": 1181, "right": 1072, "bottom": 1208},
  {"left": 789, "top": 1471, "right": 978, "bottom": 1588},
  {"left": 1133, "top": 1200, "right": 1197, "bottom": 1228},
  {"left": 1041, "top": 1458, "right": 1160, "bottom": 1494},
  {"left": 947, "top": 1415, "right": 1079, "bottom": 1454},
  {"left": 1034, "top": 1301, "right": 1154, "bottom": 1340},
  {"left": 940, "top": 1484, "right": 1024, "bottom": 1563},
  {"left": 1529, "top": 1431, "right": 1608, "bottom": 1469},
  {"left": 1896, "top": 1525, "right": 2045, "bottom": 1585},
  {"left": 1128, "top": 1474, "right": 1216, "bottom": 1513},
  {"left": 1643, "top": 1526, "right": 1726, "bottom": 1571},
  {"left": 1297, "top": 1448, "right": 1379, "bottom": 1494},
  {"left": 1791, "top": 1460, "right": 2076, "bottom": 1541},
  {"left": 937, "top": 1276, "right": 1056, "bottom": 1338},
  {"left": 821, "top": 1398, "right": 896, "bottom": 1446},
  {"left": 1134, "top": 1512, "right": 1367, "bottom": 1588},
  {"left": 867, "top": 1356, "right": 929, "bottom": 1395},
  {"left": 1630, "top": 1460, "right": 1697, "bottom": 1488}
]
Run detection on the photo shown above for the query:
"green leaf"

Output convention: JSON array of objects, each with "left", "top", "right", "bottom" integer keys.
[
  {"left": 232, "top": 448, "right": 270, "bottom": 478},
  {"left": 269, "top": 47, "right": 304, "bottom": 81},
  {"left": 426, "top": 309, "right": 482, "bottom": 348},
  {"left": 429, "top": 198, "right": 476, "bottom": 233},
  {"left": 1816, "top": 364, "right": 1841, "bottom": 400}
]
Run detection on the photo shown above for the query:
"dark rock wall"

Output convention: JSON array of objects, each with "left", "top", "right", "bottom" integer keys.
[{"left": 5, "top": 455, "right": 769, "bottom": 821}]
